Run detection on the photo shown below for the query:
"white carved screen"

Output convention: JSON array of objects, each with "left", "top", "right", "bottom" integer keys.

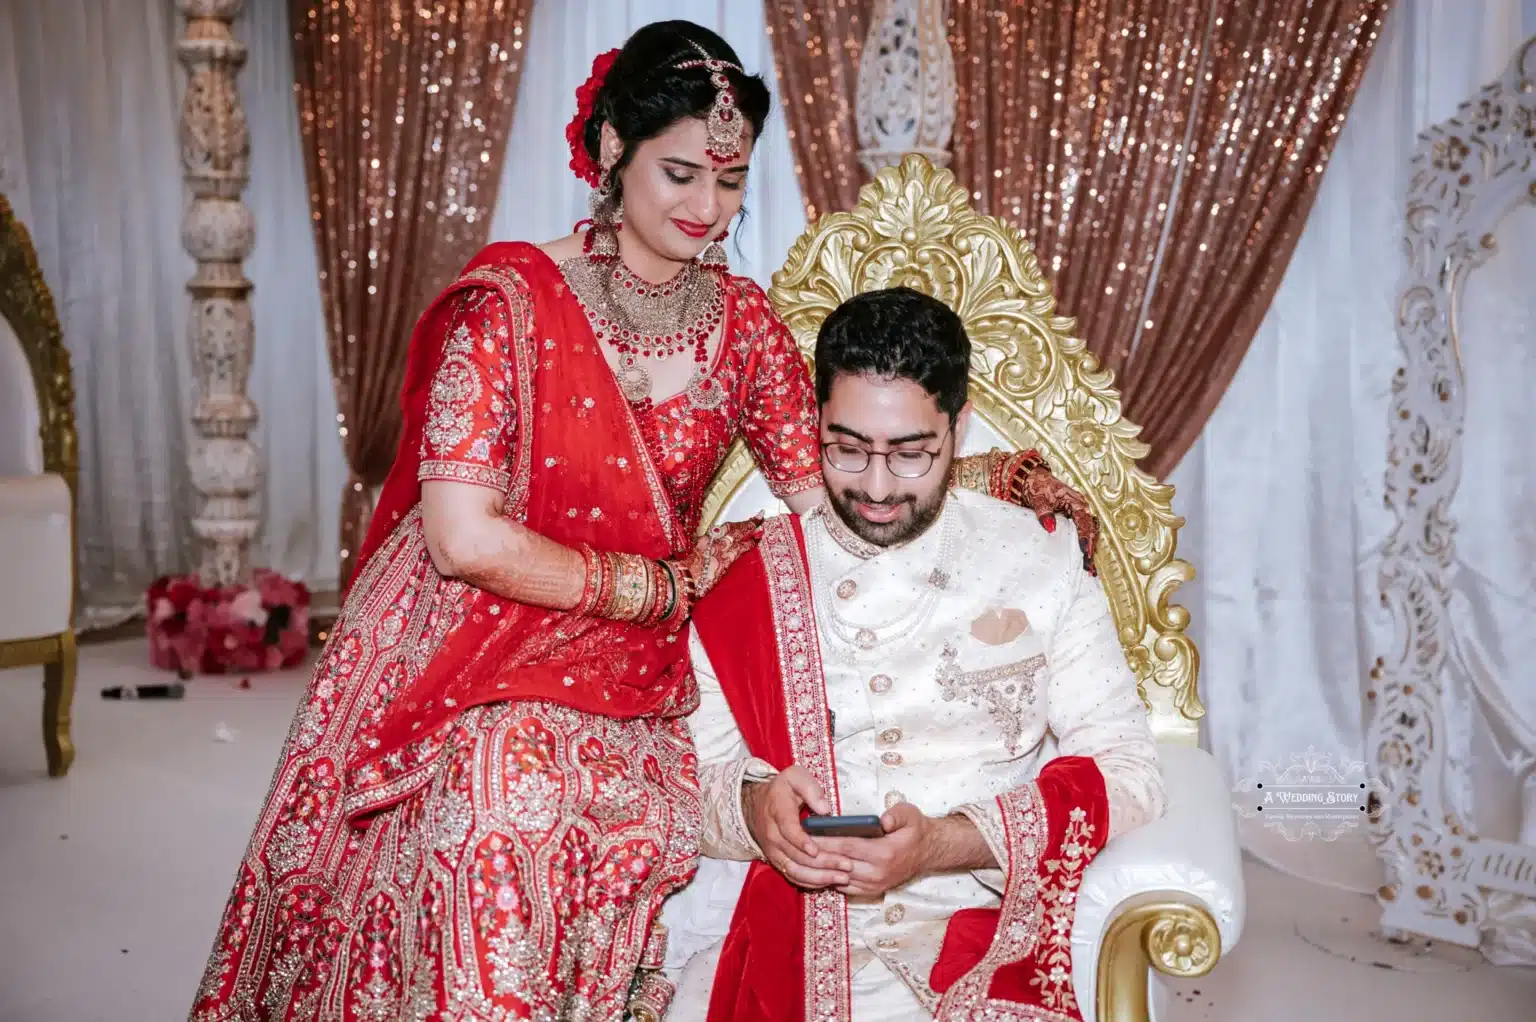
[
  {"left": 1368, "top": 36, "right": 1536, "bottom": 964},
  {"left": 854, "top": 0, "right": 956, "bottom": 175}
]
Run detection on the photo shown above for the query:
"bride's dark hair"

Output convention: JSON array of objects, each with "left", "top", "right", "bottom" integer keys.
[{"left": 579, "top": 21, "right": 772, "bottom": 192}]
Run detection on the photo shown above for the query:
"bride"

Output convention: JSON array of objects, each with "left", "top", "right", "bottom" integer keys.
[{"left": 190, "top": 19, "right": 1098, "bottom": 1021}]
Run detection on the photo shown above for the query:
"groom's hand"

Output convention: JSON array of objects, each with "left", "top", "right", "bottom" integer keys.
[
  {"left": 814, "top": 802, "right": 933, "bottom": 898},
  {"left": 744, "top": 765, "right": 853, "bottom": 890}
]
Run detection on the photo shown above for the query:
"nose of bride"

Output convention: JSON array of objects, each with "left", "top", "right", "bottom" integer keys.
[{"left": 687, "top": 189, "right": 719, "bottom": 230}]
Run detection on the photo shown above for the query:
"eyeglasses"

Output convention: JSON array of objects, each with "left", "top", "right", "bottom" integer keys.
[{"left": 820, "top": 430, "right": 952, "bottom": 479}]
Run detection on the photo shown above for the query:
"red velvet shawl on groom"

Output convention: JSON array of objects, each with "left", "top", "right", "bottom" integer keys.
[{"left": 690, "top": 515, "right": 1111, "bottom": 1021}]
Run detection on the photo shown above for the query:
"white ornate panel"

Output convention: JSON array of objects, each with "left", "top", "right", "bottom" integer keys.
[
  {"left": 1367, "top": 35, "right": 1536, "bottom": 958},
  {"left": 854, "top": 0, "right": 957, "bottom": 174}
]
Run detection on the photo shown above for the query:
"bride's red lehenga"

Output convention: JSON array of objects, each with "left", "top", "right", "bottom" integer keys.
[{"left": 190, "top": 242, "right": 822, "bottom": 1021}]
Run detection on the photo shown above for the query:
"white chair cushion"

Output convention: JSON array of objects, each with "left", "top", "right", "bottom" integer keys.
[
  {"left": 0, "top": 472, "right": 72, "bottom": 641},
  {"left": 1070, "top": 743, "right": 1246, "bottom": 1020}
]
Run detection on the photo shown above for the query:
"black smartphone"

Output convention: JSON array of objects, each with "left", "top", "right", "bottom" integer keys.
[{"left": 802, "top": 814, "right": 885, "bottom": 839}]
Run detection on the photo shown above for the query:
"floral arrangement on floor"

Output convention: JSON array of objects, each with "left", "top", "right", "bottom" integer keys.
[{"left": 147, "top": 569, "right": 311, "bottom": 676}]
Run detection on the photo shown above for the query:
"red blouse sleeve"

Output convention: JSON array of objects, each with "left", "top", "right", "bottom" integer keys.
[
  {"left": 418, "top": 286, "right": 521, "bottom": 494},
  {"left": 732, "top": 281, "right": 822, "bottom": 498}
]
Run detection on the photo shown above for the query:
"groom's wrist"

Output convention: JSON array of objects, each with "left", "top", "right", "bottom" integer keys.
[
  {"left": 738, "top": 758, "right": 778, "bottom": 859},
  {"left": 923, "top": 813, "right": 996, "bottom": 874}
]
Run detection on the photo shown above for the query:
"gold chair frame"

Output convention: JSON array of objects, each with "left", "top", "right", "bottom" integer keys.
[
  {"left": 699, "top": 156, "right": 1219, "bottom": 1020},
  {"left": 0, "top": 191, "right": 79, "bottom": 777}
]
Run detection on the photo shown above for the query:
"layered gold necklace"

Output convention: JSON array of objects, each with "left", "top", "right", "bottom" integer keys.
[{"left": 562, "top": 250, "right": 726, "bottom": 413}]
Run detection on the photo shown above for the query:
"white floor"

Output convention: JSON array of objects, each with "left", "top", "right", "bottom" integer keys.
[{"left": 2, "top": 639, "right": 1533, "bottom": 1022}]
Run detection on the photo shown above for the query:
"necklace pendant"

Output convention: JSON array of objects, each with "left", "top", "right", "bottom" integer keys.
[
  {"left": 617, "top": 360, "right": 652, "bottom": 403},
  {"left": 686, "top": 368, "right": 725, "bottom": 411}
]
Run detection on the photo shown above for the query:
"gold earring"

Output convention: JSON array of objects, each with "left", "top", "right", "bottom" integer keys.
[
  {"left": 585, "top": 170, "right": 622, "bottom": 262},
  {"left": 699, "top": 225, "right": 729, "bottom": 271}
]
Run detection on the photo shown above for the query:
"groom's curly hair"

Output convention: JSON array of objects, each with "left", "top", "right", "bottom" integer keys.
[{"left": 814, "top": 287, "right": 971, "bottom": 421}]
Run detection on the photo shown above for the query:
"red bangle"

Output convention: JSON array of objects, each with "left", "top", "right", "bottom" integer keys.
[
  {"left": 636, "top": 559, "right": 661, "bottom": 626},
  {"left": 576, "top": 544, "right": 602, "bottom": 615}
]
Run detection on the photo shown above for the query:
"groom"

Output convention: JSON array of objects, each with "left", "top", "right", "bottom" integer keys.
[{"left": 656, "top": 286, "right": 1166, "bottom": 1021}]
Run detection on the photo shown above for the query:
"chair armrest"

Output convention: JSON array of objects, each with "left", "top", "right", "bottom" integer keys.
[{"left": 1070, "top": 743, "right": 1245, "bottom": 1021}]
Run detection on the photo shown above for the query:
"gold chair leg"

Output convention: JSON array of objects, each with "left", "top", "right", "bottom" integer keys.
[{"left": 42, "top": 629, "right": 77, "bottom": 777}]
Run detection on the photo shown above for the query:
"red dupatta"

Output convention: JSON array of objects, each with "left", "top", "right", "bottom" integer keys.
[
  {"left": 691, "top": 515, "right": 1111, "bottom": 1022},
  {"left": 690, "top": 515, "right": 850, "bottom": 1022},
  {"left": 343, "top": 242, "right": 699, "bottom": 816}
]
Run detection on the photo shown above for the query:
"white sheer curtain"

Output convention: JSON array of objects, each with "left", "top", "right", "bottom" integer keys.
[
  {"left": 0, "top": 0, "right": 346, "bottom": 626},
  {"left": 240, "top": 0, "right": 346, "bottom": 593},
  {"left": 1168, "top": 0, "right": 1536, "bottom": 891},
  {"left": 488, "top": 0, "right": 807, "bottom": 290},
  {"left": 0, "top": 0, "right": 194, "bottom": 628}
]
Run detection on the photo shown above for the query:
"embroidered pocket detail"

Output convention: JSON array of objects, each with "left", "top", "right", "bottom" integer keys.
[{"left": 936, "top": 644, "right": 1046, "bottom": 754}]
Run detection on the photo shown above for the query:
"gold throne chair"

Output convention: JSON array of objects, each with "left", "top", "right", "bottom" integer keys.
[
  {"left": 0, "top": 193, "right": 79, "bottom": 777},
  {"left": 694, "top": 157, "right": 1244, "bottom": 1021}
]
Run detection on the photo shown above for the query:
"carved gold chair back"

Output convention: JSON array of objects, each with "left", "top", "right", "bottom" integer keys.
[
  {"left": 0, "top": 190, "right": 80, "bottom": 777},
  {"left": 699, "top": 156, "right": 1202, "bottom": 744},
  {"left": 0, "top": 192, "right": 77, "bottom": 487}
]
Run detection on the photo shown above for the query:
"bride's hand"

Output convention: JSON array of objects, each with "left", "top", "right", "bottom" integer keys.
[
  {"left": 1009, "top": 457, "right": 1099, "bottom": 574},
  {"left": 671, "top": 513, "right": 766, "bottom": 601}
]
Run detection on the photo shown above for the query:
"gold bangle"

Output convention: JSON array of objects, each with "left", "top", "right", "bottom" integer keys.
[
  {"left": 950, "top": 450, "right": 1003, "bottom": 494},
  {"left": 597, "top": 552, "right": 652, "bottom": 622}
]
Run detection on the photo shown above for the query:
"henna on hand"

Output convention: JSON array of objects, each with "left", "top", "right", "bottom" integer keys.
[
  {"left": 1010, "top": 458, "right": 1099, "bottom": 574},
  {"left": 670, "top": 513, "right": 766, "bottom": 602}
]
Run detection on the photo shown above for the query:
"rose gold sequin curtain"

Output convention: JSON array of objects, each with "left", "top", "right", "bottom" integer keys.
[
  {"left": 950, "top": 0, "right": 1389, "bottom": 478},
  {"left": 290, "top": 0, "right": 533, "bottom": 590},
  {"left": 763, "top": 1, "right": 873, "bottom": 221}
]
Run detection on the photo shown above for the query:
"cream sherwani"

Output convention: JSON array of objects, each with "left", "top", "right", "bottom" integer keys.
[{"left": 660, "top": 489, "right": 1166, "bottom": 1019}]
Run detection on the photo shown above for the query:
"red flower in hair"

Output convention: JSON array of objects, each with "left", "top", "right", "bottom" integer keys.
[{"left": 567, "top": 48, "right": 621, "bottom": 187}]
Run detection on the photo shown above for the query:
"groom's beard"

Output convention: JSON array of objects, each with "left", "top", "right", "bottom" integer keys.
[{"left": 826, "top": 480, "right": 948, "bottom": 548}]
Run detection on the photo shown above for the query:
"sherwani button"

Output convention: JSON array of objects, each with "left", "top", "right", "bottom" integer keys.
[
  {"left": 876, "top": 937, "right": 899, "bottom": 949},
  {"left": 836, "top": 579, "right": 857, "bottom": 599},
  {"left": 881, "top": 751, "right": 904, "bottom": 767},
  {"left": 869, "top": 674, "right": 892, "bottom": 694},
  {"left": 878, "top": 727, "right": 902, "bottom": 745},
  {"left": 884, "top": 790, "right": 907, "bottom": 808},
  {"left": 884, "top": 903, "right": 906, "bottom": 924}
]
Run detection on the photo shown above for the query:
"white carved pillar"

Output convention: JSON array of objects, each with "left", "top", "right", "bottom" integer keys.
[
  {"left": 177, "top": 0, "right": 260, "bottom": 586},
  {"left": 855, "top": 0, "right": 958, "bottom": 175}
]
